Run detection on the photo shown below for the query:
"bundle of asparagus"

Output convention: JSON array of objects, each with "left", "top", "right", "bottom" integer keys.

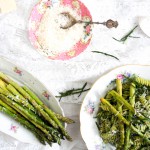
[
  {"left": 97, "top": 75, "right": 150, "bottom": 150},
  {"left": 0, "top": 72, "right": 74, "bottom": 146}
]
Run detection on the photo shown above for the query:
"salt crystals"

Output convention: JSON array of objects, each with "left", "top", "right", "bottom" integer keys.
[{"left": 37, "top": 5, "right": 84, "bottom": 56}]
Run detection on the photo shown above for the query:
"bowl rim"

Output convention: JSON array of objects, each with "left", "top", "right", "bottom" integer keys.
[{"left": 80, "top": 64, "right": 150, "bottom": 149}]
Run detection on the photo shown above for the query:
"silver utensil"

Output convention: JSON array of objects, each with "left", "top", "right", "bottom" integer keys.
[{"left": 60, "top": 12, "right": 118, "bottom": 29}]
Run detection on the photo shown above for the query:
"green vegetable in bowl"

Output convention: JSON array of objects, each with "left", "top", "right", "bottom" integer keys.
[{"left": 97, "top": 75, "right": 150, "bottom": 150}]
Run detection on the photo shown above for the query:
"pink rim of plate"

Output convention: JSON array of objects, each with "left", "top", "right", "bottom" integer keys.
[{"left": 28, "top": 0, "right": 92, "bottom": 60}]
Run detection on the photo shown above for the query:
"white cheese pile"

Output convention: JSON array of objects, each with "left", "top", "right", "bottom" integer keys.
[{"left": 37, "top": 5, "right": 84, "bottom": 56}]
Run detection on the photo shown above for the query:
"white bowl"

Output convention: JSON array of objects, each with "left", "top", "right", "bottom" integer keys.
[{"left": 80, "top": 64, "right": 150, "bottom": 150}]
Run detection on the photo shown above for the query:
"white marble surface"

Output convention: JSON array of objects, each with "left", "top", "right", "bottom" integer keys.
[{"left": 0, "top": 0, "right": 150, "bottom": 150}]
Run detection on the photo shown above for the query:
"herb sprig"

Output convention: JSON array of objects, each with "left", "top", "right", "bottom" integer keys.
[
  {"left": 113, "top": 25, "right": 139, "bottom": 43},
  {"left": 56, "top": 82, "right": 90, "bottom": 101},
  {"left": 92, "top": 51, "right": 119, "bottom": 61}
]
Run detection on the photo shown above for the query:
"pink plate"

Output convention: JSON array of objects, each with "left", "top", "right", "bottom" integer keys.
[{"left": 28, "top": 0, "right": 92, "bottom": 60}]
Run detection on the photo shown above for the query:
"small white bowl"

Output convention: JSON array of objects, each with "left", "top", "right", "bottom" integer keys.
[{"left": 139, "top": 16, "right": 150, "bottom": 37}]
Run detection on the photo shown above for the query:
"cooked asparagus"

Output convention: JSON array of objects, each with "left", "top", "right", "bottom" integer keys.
[
  {"left": 97, "top": 75, "right": 150, "bottom": 149},
  {"left": 124, "top": 83, "right": 136, "bottom": 150},
  {"left": 0, "top": 104, "right": 48, "bottom": 145},
  {"left": 0, "top": 71, "right": 73, "bottom": 145},
  {"left": 0, "top": 94, "right": 54, "bottom": 141},
  {"left": 23, "top": 86, "right": 74, "bottom": 124},
  {"left": 116, "top": 79, "right": 125, "bottom": 148},
  {"left": 23, "top": 85, "right": 72, "bottom": 140},
  {"left": 108, "top": 90, "right": 135, "bottom": 113}
]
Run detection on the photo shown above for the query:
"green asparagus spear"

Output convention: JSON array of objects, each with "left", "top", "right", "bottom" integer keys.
[
  {"left": 1, "top": 81, "right": 58, "bottom": 129},
  {"left": 116, "top": 79, "right": 125, "bottom": 148},
  {"left": 124, "top": 83, "right": 136, "bottom": 150},
  {"left": 22, "top": 86, "right": 45, "bottom": 105},
  {"left": 23, "top": 86, "right": 74, "bottom": 124},
  {"left": 0, "top": 99, "right": 16, "bottom": 114},
  {"left": 0, "top": 88, "right": 50, "bottom": 128},
  {"left": 6, "top": 84, "right": 35, "bottom": 111},
  {"left": 0, "top": 94, "right": 53, "bottom": 141},
  {"left": 2, "top": 78, "right": 58, "bottom": 129},
  {"left": 7, "top": 83, "right": 74, "bottom": 124},
  {"left": 0, "top": 79, "right": 35, "bottom": 112},
  {"left": 109, "top": 90, "right": 135, "bottom": 113},
  {"left": 0, "top": 79, "right": 8, "bottom": 90},
  {"left": 116, "top": 79, "right": 122, "bottom": 96},
  {"left": 7, "top": 84, "right": 25, "bottom": 99},
  {"left": 100, "top": 98, "right": 129, "bottom": 125},
  {"left": 34, "top": 132, "right": 46, "bottom": 145},
  {"left": 23, "top": 85, "right": 72, "bottom": 141},
  {"left": 55, "top": 113, "right": 75, "bottom": 124},
  {"left": 32, "top": 100, "right": 59, "bottom": 129},
  {"left": 0, "top": 87, "right": 35, "bottom": 112}
]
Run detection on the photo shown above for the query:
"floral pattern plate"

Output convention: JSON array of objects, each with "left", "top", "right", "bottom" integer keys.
[
  {"left": 80, "top": 65, "right": 150, "bottom": 150},
  {"left": 0, "top": 56, "right": 64, "bottom": 144},
  {"left": 28, "top": 0, "right": 92, "bottom": 60}
]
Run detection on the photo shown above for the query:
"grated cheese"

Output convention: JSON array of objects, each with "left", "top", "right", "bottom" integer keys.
[{"left": 37, "top": 5, "right": 84, "bottom": 56}]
